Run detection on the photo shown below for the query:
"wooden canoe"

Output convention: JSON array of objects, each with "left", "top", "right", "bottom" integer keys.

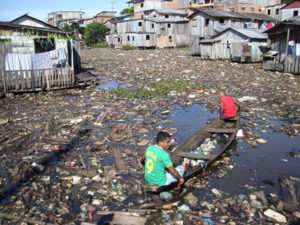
[{"left": 144, "top": 116, "right": 240, "bottom": 194}]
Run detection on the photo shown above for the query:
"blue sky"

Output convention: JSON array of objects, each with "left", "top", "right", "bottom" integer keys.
[{"left": 0, "top": 0, "right": 129, "bottom": 22}]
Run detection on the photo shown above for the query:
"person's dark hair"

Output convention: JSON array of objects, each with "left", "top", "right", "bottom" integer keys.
[{"left": 156, "top": 131, "right": 171, "bottom": 144}]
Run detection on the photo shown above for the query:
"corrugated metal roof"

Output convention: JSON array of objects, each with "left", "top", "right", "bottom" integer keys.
[
  {"left": 199, "top": 38, "right": 213, "bottom": 43},
  {"left": 229, "top": 28, "right": 268, "bottom": 39},
  {"left": 146, "top": 18, "right": 189, "bottom": 23},
  {"left": 281, "top": 0, "right": 300, "bottom": 9},
  {"left": 284, "top": 15, "right": 300, "bottom": 24},
  {"left": 242, "top": 13, "right": 277, "bottom": 21},
  {"left": 265, "top": 16, "right": 300, "bottom": 33},
  {"left": 199, "top": 28, "right": 267, "bottom": 43},
  {"left": 200, "top": 10, "right": 245, "bottom": 19},
  {"left": 154, "top": 9, "right": 187, "bottom": 15},
  {"left": 194, "top": 10, "right": 276, "bottom": 21},
  {"left": 0, "top": 21, "right": 68, "bottom": 34}
]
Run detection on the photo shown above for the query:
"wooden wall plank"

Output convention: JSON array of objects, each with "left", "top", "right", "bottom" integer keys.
[
  {"left": 26, "top": 71, "right": 31, "bottom": 89},
  {"left": 20, "top": 71, "right": 25, "bottom": 90},
  {"left": 295, "top": 56, "right": 300, "bottom": 74}
]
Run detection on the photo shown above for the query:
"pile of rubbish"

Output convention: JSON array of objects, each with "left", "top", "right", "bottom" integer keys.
[{"left": 0, "top": 47, "right": 299, "bottom": 224}]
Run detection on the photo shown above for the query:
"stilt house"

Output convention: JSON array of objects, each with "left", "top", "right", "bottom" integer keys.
[
  {"left": 263, "top": 16, "right": 300, "bottom": 74},
  {"left": 189, "top": 10, "right": 276, "bottom": 55}
]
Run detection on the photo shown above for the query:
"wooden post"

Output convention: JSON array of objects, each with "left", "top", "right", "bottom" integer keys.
[
  {"left": 46, "top": 69, "right": 50, "bottom": 91},
  {"left": 51, "top": 69, "right": 54, "bottom": 86},
  {"left": 2, "top": 63, "right": 7, "bottom": 94},
  {"left": 20, "top": 70, "right": 25, "bottom": 90},
  {"left": 285, "top": 26, "right": 290, "bottom": 56},
  {"left": 30, "top": 70, "right": 35, "bottom": 91}
]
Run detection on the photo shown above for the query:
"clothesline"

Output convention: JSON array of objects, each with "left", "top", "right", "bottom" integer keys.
[{"left": 5, "top": 48, "right": 67, "bottom": 71}]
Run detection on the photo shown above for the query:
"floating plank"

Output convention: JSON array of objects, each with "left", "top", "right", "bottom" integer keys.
[
  {"left": 177, "top": 152, "right": 216, "bottom": 160},
  {"left": 111, "top": 143, "right": 128, "bottom": 173},
  {"left": 144, "top": 184, "right": 160, "bottom": 192},
  {"left": 206, "top": 128, "right": 236, "bottom": 133},
  {"left": 279, "top": 175, "right": 298, "bottom": 206},
  {"left": 96, "top": 211, "right": 147, "bottom": 225},
  {"left": 0, "top": 212, "right": 55, "bottom": 225}
]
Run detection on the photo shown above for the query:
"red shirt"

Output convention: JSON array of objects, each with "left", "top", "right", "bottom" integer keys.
[{"left": 220, "top": 96, "right": 237, "bottom": 118}]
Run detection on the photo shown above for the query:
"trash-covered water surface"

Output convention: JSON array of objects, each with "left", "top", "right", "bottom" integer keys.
[{"left": 0, "top": 47, "right": 299, "bottom": 225}]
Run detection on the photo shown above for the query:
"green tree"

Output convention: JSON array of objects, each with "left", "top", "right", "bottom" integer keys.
[
  {"left": 63, "top": 22, "right": 80, "bottom": 32},
  {"left": 120, "top": 6, "right": 134, "bottom": 15},
  {"left": 70, "top": 22, "right": 80, "bottom": 31},
  {"left": 84, "top": 22, "right": 110, "bottom": 46},
  {"left": 78, "top": 26, "right": 85, "bottom": 34},
  {"left": 63, "top": 24, "right": 72, "bottom": 32}
]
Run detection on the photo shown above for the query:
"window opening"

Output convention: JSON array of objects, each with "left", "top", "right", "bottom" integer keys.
[{"left": 34, "top": 38, "right": 55, "bottom": 53}]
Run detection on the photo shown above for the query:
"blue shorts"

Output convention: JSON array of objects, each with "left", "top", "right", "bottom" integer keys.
[
  {"left": 218, "top": 109, "right": 234, "bottom": 120},
  {"left": 163, "top": 165, "right": 185, "bottom": 186}
]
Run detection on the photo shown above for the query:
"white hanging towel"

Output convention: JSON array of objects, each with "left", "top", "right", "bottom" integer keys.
[
  {"left": 5, "top": 53, "right": 32, "bottom": 71},
  {"left": 31, "top": 51, "right": 52, "bottom": 70},
  {"left": 57, "top": 48, "right": 67, "bottom": 64}
]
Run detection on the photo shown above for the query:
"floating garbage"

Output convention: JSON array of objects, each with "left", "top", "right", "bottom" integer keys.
[
  {"left": 178, "top": 204, "right": 190, "bottom": 212},
  {"left": 31, "top": 162, "right": 44, "bottom": 172},
  {"left": 160, "top": 192, "right": 173, "bottom": 201},
  {"left": 183, "top": 137, "right": 217, "bottom": 167},
  {"left": 263, "top": 209, "right": 287, "bottom": 223}
]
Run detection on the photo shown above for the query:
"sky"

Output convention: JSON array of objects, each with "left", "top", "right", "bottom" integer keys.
[{"left": 0, "top": 0, "right": 129, "bottom": 22}]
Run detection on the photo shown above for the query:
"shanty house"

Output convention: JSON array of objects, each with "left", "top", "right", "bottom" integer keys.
[
  {"left": 265, "top": 3, "right": 287, "bottom": 21},
  {"left": 198, "top": 27, "right": 268, "bottom": 62},
  {"left": 48, "top": 11, "right": 85, "bottom": 28},
  {"left": 94, "top": 11, "right": 117, "bottom": 24},
  {"left": 106, "top": 9, "right": 189, "bottom": 48},
  {"left": 128, "top": 0, "right": 190, "bottom": 19},
  {"left": 105, "top": 14, "right": 135, "bottom": 47},
  {"left": 263, "top": 16, "right": 300, "bottom": 74},
  {"left": 280, "top": 0, "right": 300, "bottom": 21},
  {"left": 189, "top": 10, "right": 276, "bottom": 55},
  {"left": 0, "top": 14, "right": 80, "bottom": 93}
]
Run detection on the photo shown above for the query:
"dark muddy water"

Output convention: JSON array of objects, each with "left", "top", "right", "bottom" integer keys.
[{"left": 167, "top": 104, "right": 300, "bottom": 197}]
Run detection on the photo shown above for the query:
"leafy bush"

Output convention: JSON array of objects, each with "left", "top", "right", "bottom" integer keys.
[
  {"left": 92, "top": 42, "right": 108, "bottom": 48},
  {"left": 121, "top": 45, "right": 136, "bottom": 50},
  {"left": 84, "top": 23, "right": 110, "bottom": 46}
]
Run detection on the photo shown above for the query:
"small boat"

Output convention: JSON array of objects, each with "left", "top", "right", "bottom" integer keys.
[
  {"left": 144, "top": 116, "right": 240, "bottom": 195},
  {"left": 171, "top": 115, "right": 240, "bottom": 181}
]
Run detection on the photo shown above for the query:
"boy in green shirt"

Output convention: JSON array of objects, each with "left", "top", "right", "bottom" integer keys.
[{"left": 141, "top": 131, "right": 186, "bottom": 186}]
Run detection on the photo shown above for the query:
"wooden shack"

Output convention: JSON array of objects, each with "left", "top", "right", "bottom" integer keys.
[
  {"left": 189, "top": 10, "right": 276, "bottom": 55},
  {"left": 198, "top": 27, "right": 268, "bottom": 62},
  {"left": 0, "top": 14, "right": 80, "bottom": 94},
  {"left": 263, "top": 16, "right": 300, "bottom": 74},
  {"left": 106, "top": 9, "right": 189, "bottom": 48}
]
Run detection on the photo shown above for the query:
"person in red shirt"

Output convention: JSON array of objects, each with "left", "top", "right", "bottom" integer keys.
[{"left": 218, "top": 91, "right": 241, "bottom": 120}]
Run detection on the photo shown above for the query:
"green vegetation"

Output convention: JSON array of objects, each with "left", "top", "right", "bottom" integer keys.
[
  {"left": 110, "top": 79, "right": 203, "bottom": 99},
  {"left": 95, "top": 57, "right": 113, "bottom": 62},
  {"left": 120, "top": 6, "right": 134, "bottom": 15},
  {"left": 177, "top": 45, "right": 189, "bottom": 51},
  {"left": 121, "top": 45, "right": 136, "bottom": 50},
  {"left": 84, "top": 23, "right": 110, "bottom": 46},
  {"left": 63, "top": 22, "right": 81, "bottom": 32},
  {"left": 92, "top": 42, "right": 108, "bottom": 48}
]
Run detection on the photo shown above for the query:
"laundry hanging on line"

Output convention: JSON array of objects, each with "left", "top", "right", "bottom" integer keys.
[
  {"left": 5, "top": 49, "right": 65, "bottom": 71},
  {"left": 5, "top": 53, "right": 32, "bottom": 71}
]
